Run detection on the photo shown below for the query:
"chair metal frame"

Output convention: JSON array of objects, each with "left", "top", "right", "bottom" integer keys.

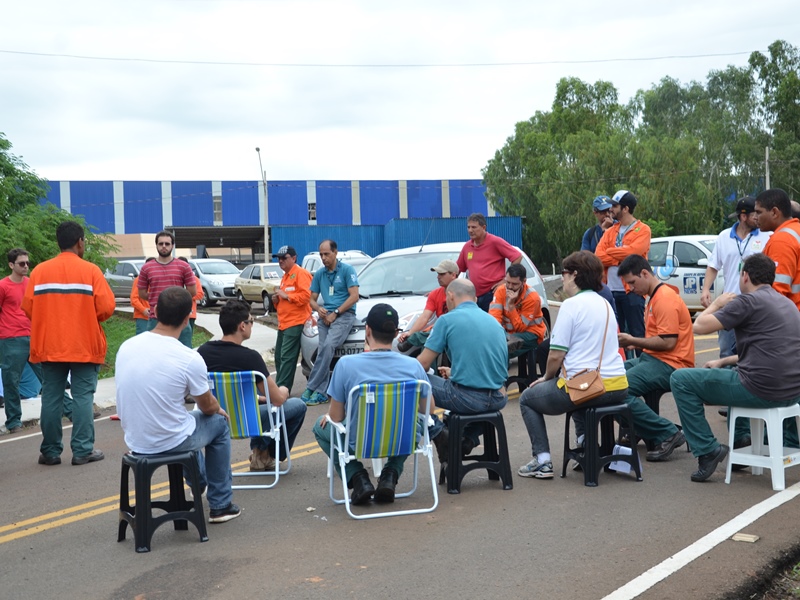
[
  {"left": 327, "top": 379, "right": 438, "bottom": 519},
  {"left": 207, "top": 370, "right": 290, "bottom": 490}
]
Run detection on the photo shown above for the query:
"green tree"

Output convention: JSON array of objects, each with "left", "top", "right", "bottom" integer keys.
[{"left": 0, "top": 132, "right": 118, "bottom": 277}]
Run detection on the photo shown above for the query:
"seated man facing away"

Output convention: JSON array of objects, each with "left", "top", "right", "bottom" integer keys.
[
  {"left": 615, "top": 254, "right": 692, "bottom": 461},
  {"left": 489, "top": 263, "right": 546, "bottom": 360},
  {"left": 115, "top": 287, "right": 240, "bottom": 523},
  {"left": 197, "top": 300, "right": 307, "bottom": 472},
  {"left": 672, "top": 253, "right": 800, "bottom": 482},
  {"left": 313, "top": 303, "right": 433, "bottom": 505}
]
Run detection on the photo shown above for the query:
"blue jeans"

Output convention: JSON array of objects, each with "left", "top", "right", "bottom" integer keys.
[
  {"left": 0, "top": 336, "right": 39, "bottom": 430},
  {"left": 167, "top": 411, "right": 233, "bottom": 511},
  {"left": 612, "top": 291, "right": 645, "bottom": 357},
  {"left": 306, "top": 311, "right": 356, "bottom": 394},
  {"left": 40, "top": 362, "right": 99, "bottom": 458},
  {"left": 519, "top": 378, "right": 628, "bottom": 456},
  {"left": 428, "top": 375, "right": 507, "bottom": 442},
  {"left": 250, "top": 397, "right": 307, "bottom": 457},
  {"left": 717, "top": 328, "right": 737, "bottom": 359}
]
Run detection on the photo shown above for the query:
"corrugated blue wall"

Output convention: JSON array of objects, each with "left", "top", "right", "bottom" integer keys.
[
  {"left": 70, "top": 181, "right": 115, "bottom": 233},
  {"left": 271, "top": 225, "right": 385, "bottom": 260},
  {"left": 44, "top": 183, "right": 61, "bottom": 209},
  {"left": 268, "top": 181, "right": 308, "bottom": 225},
  {"left": 172, "top": 181, "right": 213, "bottom": 226},
  {"left": 360, "top": 180, "right": 399, "bottom": 225},
  {"left": 222, "top": 181, "right": 259, "bottom": 226},
  {"left": 449, "top": 179, "right": 487, "bottom": 217},
  {"left": 124, "top": 181, "right": 163, "bottom": 233},
  {"left": 383, "top": 216, "right": 522, "bottom": 251},
  {"left": 407, "top": 180, "right": 442, "bottom": 218},
  {"left": 315, "top": 181, "right": 352, "bottom": 225}
]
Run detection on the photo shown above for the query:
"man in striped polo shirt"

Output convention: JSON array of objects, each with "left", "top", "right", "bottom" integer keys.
[{"left": 138, "top": 231, "right": 197, "bottom": 348}]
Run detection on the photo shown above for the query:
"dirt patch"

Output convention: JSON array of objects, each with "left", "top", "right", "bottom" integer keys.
[{"left": 721, "top": 541, "right": 800, "bottom": 599}]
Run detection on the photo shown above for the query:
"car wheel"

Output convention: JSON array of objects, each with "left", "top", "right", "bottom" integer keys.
[
  {"left": 199, "top": 288, "right": 216, "bottom": 308},
  {"left": 236, "top": 290, "right": 246, "bottom": 303}
]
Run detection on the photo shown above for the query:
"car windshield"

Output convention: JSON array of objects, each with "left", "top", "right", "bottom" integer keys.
[
  {"left": 197, "top": 261, "right": 240, "bottom": 275},
  {"left": 700, "top": 240, "right": 715, "bottom": 253},
  {"left": 358, "top": 251, "right": 459, "bottom": 297}
]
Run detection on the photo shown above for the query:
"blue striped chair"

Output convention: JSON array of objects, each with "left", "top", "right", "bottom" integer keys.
[
  {"left": 207, "top": 371, "right": 290, "bottom": 489},
  {"left": 328, "top": 379, "right": 438, "bottom": 519}
]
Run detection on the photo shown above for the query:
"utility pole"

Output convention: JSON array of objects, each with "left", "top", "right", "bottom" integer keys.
[
  {"left": 256, "top": 147, "right": 269, "bottom": 261},
  {"left": 765, "top": 146, "right": 771, "bottom": 189}
]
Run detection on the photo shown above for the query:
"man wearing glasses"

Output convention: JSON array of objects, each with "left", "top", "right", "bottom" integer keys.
[
  {"left": 138, "top": 230, "right": 197, "bottom": 348},
  {"left": 271, "top": 245, "right": 312, "bottom": 394},
  {"left": 0, "top": 248, "right": 36, "bottom": 433},
  {"left": 581, "top": 195, "right": 614, "bottom": 253}
]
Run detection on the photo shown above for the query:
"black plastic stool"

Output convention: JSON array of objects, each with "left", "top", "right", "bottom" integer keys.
[
  {"left": 118, "top": 451, "right": 209, "bottom": 553},
  {"left": 443, "top": 411, "right": 513, "bottom": 494},
  {"left": 505, "top": 347, "right": 538, "bottom": 392},
  {"left": 562, "top": 403, "right": 643, "bottom": 487}
]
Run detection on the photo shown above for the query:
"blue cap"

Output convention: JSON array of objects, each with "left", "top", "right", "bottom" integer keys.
[{"left": 592, "top": 195, "right": 612, "bottom": 211}]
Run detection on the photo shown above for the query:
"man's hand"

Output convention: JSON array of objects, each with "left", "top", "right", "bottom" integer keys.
[
  {"left": 505, "top": 288, "right": 519, "bottom": 307},
  {"left": 438, "top": 366, "right": 451, "bottom": 379},
  {"left": 618, "top": 332, "right": 635, "bottom": 349},
  {"left": 144, "top": 309, "right": 150, "bottom": 318},
  {"left": 703, "top": 359, "right": 725, "bottom": 369},
  {"left": 700, "top": 289, "right": 712, "bottom": 308},
  {"left": 601, "top": 214, "right": 615, "bottom": 229},
  {"left": 322, "top": 311, "right": 337, "bottom": 326},
  {"left": 317, "top": 306, "right": 329, "bottom": 318},
  {"left": 711, "top": 292, "right": 736, "bottom": 310},
  {"left": 398, "top": 331, "right": 410, "bottom": 343},
  {"left": 217, "top": 407, "right": 229, "bottom": 421}
]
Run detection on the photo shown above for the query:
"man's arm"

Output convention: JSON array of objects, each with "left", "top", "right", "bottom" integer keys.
[
  {"left": 618, "top": 332, "right": 678, "bottom": 352},
  {"left": 195, "top": 389, "right": 225, "bottom": 417},
  {"left": 700, "top": 266, "right": 719, "bottom": 308},
  {"left": 766, "top": 234, "right": 799, "bottom": 300},
  {"left": 594, "top": 227, "right": 618, "bottom": 266},
  {"left": 338, "top": 285, "right": 359, "bottom": 314},
  {"left": 94, "top": 269, "right": 117, "bottom": 322},
  {"left": 694, "top": 292, "right": 736, "bottom": 334},
  {"left": 417, "top": 347, "right": 440, "bottom": 371},
  {"left": 528, "top": 349, "right": 567, "bottom": 388},
  {"left": 398, "top": 308, "right": 434, "bottom": 342},
  {"left": 488, "top": 287, "right": 505, "bottom": 326},
  {"left": 263, "top": 377, "right": 289, "bottom": 407}
]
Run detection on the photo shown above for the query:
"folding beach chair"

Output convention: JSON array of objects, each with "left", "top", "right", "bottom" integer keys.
[
  {"left": 207, "top": 371, "right": 290, "bottom": 489},
  {"left": 328, "top": 379, "right": 438, "bottom": 519}
]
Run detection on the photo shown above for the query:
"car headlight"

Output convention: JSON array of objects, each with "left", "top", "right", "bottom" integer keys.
[{"left": 302, "top": 314, "right": 318, "bottom": 338}]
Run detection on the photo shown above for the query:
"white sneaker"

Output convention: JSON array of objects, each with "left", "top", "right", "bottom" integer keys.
[{"left": 517, "top": 457, "right": 554, "bottom": 479}]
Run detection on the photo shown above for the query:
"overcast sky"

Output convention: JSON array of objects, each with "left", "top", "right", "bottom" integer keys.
[{"left": 2, "top": 0, "right": 798, "bottom": 183}]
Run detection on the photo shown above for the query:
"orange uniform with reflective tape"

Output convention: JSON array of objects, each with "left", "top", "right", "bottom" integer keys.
[
  {"left": 489, "top": 284, "right": 546, "bottom": 343},
  {"left": 764, "top": 218, "right": 800, "bottom": 311},
  {"left": 276, "top": 263, "right": 312, "bottom": 330}
]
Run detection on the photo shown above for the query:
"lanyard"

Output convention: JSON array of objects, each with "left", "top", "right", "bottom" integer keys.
[
  {"left": 616, "top": 220, "right": 638, "bottom": 247},
  {"left": 735, "top": 232, "right": 753, "bottom": 258}
]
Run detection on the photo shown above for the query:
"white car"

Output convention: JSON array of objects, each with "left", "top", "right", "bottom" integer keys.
[
  {"left": 301, "top": 250, "right": 372, "bottom": 275},
  {"left": 648, "top": 235, "right": 723, "bottom": 313},
  {"left": 299, "top": 241, "right": 551, "bottom": 378}
]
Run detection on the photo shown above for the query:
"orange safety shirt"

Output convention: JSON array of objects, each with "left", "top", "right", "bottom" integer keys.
[
  {"left": 643, "top": 283, "right": 694, "bottom": 370},
  {"left": 22, "top": 252, "right": 116, "bottom": 364},
  {"left": 595, "top": 220, "right": 651, "bottom": 290},
  {"left": 489, "top": 284, "right": 547, "bottom": 343},
  {"left": 130, "top": 276, "right": 149, "bottom": 320},
  {"left": 276, "top": 263, "right": 312, "bottom": 330},
  {"left": 764, "top": 218, "right": 800, "bottom": 311}
]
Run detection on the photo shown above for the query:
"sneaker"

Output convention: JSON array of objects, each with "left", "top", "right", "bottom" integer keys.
[
  {"left": 72, "top": 449, "right": 105, "bottom": 466},
  {"left": 306, "top": 391, "right": 329, "bottom": 406},
  {"left": 517, "top": 457, "right": 554, "bottom": 479},
  {"left": 208, "top": 502, "right": 242, "bottom": 523},
  {"left": 301, "top": 389, "right": 314, "bottom": 402}
]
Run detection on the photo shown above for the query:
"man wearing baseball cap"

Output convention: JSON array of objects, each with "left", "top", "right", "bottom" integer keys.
[
  {"left": 397, "top": 259, "right": 459, "bottom": 352},
  {"left": 581, "top": 195, "right": 614, "bottom": 253},
  {"left": 313, "top": 303, "right": 433, "bottom": 505},
  {"left": 271, "top": 245, "right": 313, "bottom": 393},
  {"left": 701, "top": 196, "right": 770, "bottom": 359},
  {"left": 595, "top": 190, "right": 651, "bottom": 347}
]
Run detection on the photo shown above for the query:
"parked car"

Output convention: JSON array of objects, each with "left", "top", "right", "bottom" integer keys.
[
  {"left": 187, "top": 258, "right": 241, "bottom": 308},
  {"left": 648, "top": 235, "right": 723, "bottom": 313},
  {"left": 105, "top": 259, "right": 145, "bottom": 298},
  {"left": 299, "top": 242, "right": 550, "bottom": 378},
  {"left": 301, "top": 250, "right": 371, "bottom": 275},
  {"left": 234, "top": 262, "right": 284, "bottom": 312}
]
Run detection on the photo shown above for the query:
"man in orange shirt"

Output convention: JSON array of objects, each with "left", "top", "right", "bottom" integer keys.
[
  {"left": 22, "top": 221, "right": 116, "bottom": 466},
  {"left": 489, "top": 263, "right": 546, "bottom": 359},
  {"left": 595, "top": 190, "right": 651, "bottom": 341},
  {"left": 271, "top": 246, "right": 312, "bottom": 393},
  {"left": 616, "top": 254, "right": 693, "bottom": 461},
  {"left": 755, "top": 188, "right": 800, "bottom": 311}
]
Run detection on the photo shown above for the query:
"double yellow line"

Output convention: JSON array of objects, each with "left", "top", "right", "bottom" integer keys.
[{"left": 0, "top": 442, "right": 323, "bottom": 546}]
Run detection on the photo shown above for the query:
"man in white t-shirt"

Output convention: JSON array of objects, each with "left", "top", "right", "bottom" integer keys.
[
  {"left": 701, "top": 196, "right": 770, "bottom": 358},
  {"left": 115, "top": 286, "right": 241, "bottom": 524}
]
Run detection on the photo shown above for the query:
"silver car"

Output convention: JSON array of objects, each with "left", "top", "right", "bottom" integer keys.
[
  {"left": 299, "top": 241, "right": 550, "bottom": 378},
  {"left": 105, "top": 259, "right": 145, "bottom": 298},
  {"left": 187, "top": 258, "right": 241, "bottom": 308}
]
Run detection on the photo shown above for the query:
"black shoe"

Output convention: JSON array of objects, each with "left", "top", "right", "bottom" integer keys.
[
  {"left": 349, "top": 469, "right": 375, "bottom": 505},
  {"left": 718, "top": 408, "right": 728, "bottom": 417},
  {"left": 462, "top": 437, "right": 477, "bottom": 457},
  {"left": 646, "top": 430, "right": 686, "bottom": 462},
  {"left": 38, "top": 454, "right": 61, "bottom": 466},
  {"left": 208, "top": 502, "right": 241, "bottom": 523},
  {"left": 71, "top": 449, "right": 105, "bottom": 466},
  {"left": 375, "top": 467, "right": 399, "bottom": 503},
  {"left": 8, "top": 425, "right": 22, "bottom": 434},
  {"left": 397, "top": 339, "right": 414, "bottom": 352},
  {"left": 691, "top": 444, "right": 729, "bottom": 482},
  {"left": 0, "top": 396, "right": 4, "bottom": 408},
  {"left": 432, "top": 427, "right": 449, "bottom": 464},
  {"left": 731, "top": 436, "right": 752, "bottom": 472}
]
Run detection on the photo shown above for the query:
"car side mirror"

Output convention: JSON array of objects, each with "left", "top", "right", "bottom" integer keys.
[{"left": 696, "top": 258, "right": 708, "bottom": 267}]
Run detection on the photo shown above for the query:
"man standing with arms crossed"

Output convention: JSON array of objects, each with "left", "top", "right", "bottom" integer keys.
[
  {"left": 457, "top": 213, "right": 522, "bottom": 312},
  {"left": 271, "top": 245, "right": 312, "bottom": 394},
  {"left": 303, "top": 240, "right": 359, "bottom": 406},
  {"left": 22, "top": 222, "right": 116, "bottom": 466},
  {"left": 701, "top": 196, "right": 770, "bottom": 358},
  {"left": 595, "top": 190, "right": 651, "bottom": 341},
  {"left": 0, "top": 248, "right": 36, "bottom": 434},
  {"left": 138, "top": 231, "right": 197, "bottom": 348}
]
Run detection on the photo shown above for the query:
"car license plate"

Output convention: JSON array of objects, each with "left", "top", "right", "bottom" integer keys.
[{"left": 334, "top": 345, "right": 364, "bottom": 357}]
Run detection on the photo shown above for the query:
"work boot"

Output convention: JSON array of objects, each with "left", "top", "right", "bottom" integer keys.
[
  {"left": 375, "top": 467, "right": 399, "bottom": 503},
  {"left": 349, "top": 469, "right": 375, "bottom": 505},
  {"left": 249, "top": 448, "right": 272, "bottom": 471},
  {"left": 432, "top": 427, "right": 449, "bottom": 464}
]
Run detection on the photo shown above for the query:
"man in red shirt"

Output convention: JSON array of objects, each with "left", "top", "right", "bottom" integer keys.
[
  {"left": 397, "top": 259, "right": 459, "bottom": 351},
  {"left": 457, "top": 213, "right": 522, "bottom": 312},
  {"left": 0, "top": 248, "right": 37, "bottom": 433},
  {"left": 755, "top": 188, "right": 800, "bottom": 311}
]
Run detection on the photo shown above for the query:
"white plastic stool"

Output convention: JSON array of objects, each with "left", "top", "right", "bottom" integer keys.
[{"left": 725, "top": 403, "right": 800, "bottom": 491}]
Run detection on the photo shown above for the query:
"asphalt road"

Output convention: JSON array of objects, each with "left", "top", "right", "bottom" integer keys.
[{"left": 1, "top": 310, "right": 799, "bottom": 599}]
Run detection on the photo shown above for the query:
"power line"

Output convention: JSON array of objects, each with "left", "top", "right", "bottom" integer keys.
[{"left": 0, "top": 48, "right": 754, "bottom": 69}]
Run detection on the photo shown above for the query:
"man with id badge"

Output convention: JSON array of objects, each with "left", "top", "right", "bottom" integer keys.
[
  {"left": 701, "top": 196, "right": 770, "bottom": 358},
  {"left": 303, "top": 240, "right": 360, "bottom": 406}
]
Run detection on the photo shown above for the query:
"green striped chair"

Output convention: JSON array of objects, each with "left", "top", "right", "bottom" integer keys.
[
  {"left": 207, "top": 371, "right": 290, "bottom": 490},
  {"left": 328, "top": 379, "right": 438, "bottom": 519}
]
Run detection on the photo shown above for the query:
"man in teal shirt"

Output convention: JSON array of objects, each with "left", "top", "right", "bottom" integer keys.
[
  {"left": 417, "top": 278, "right": 508, "bottom": 456},
  {"left": 303, "top": 240, "right": 360, "bottom": 406}
]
